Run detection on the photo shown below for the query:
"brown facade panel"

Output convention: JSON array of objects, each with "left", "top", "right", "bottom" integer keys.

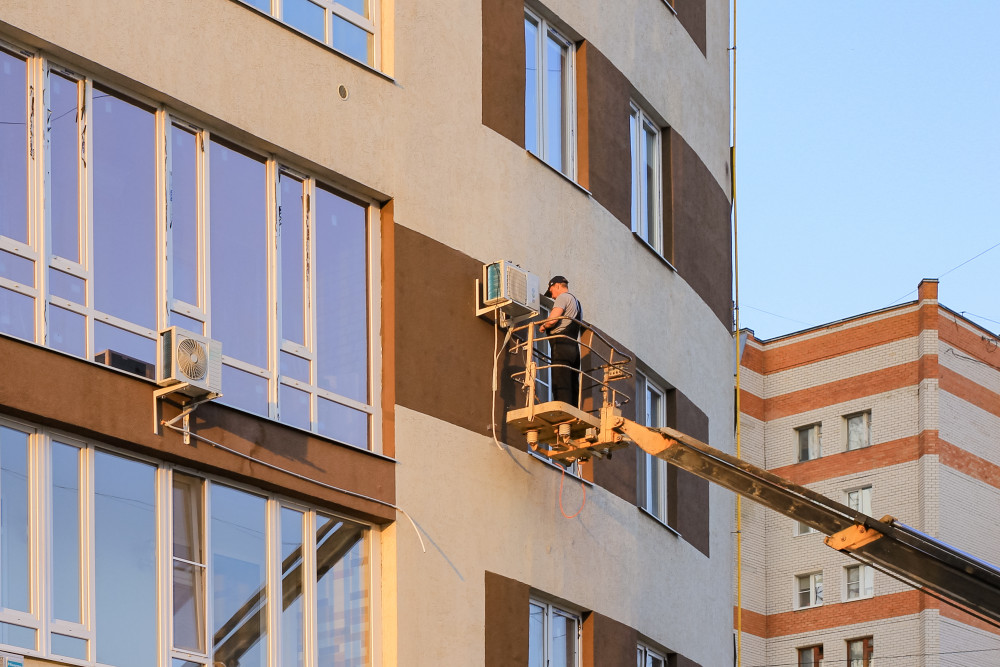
[
  {"left": 381, "top": 200, "right": 397, "bottom": 459},
  {"left": 669, "top": 130, "right": 732, "bottom": 329},
  {"left": 577, "top": 41, "right": 632, "bottom": 226},
  {"left": 485, "top": 571, "right": 530, "bottom": 666},
  {"left": 482, "top": 0, "right": 526, "bottom": 146},
  {"left": 670, "top": 389, "right": 711, "bottom": 556},
  {"left": 583, "top": 612, "right": 638, "bottom": 667},
  {"left": 0, "top": 335, "right": 396, "bottom": 523},
  {"left": 674, "top": 0, "right": 708, "bottom": 56}
]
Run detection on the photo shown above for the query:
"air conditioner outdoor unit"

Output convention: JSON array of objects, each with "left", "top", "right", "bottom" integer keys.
[
  {"left": 482, "top": 260, "right": 541, "bottom": 317},
  {"left": 157, "top": 326, "right": 222, "bottom": 397}
]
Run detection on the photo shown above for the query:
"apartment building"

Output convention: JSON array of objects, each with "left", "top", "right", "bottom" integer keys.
[
  {"left": 738, "top": 279, "right": 1000, "bottom": 667},
  {"left": 0, "top": 0, "right": 733, "bottom": 665}
]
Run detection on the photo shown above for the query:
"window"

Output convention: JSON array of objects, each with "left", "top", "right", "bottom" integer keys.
[
  {"left": 0, "top": 417, "right": 374, "bottom": 666},
  {"left": 796, "top": 572, "right": 823, "bottom": 609},
  {"left": 0, "top": 50, "right": 377, "bottom": 450},
  {"left": 630, "top": 103, "right": 662, "bottom": 253},
  {"left": 637, "top": 643, "right": 666, "bottom": 667},
  {"left": 845, "top": 564, "right": 874, "bottom": 601},
  {"left": 524, "top": 8, "right": 575, "bottom": 177},
  {"left": 795, "top": 521, "right": 817, "bottom": 536},
  {"left": 796, "top": 424, "right": 821, "bottom": 462},
  {"left": 845, "top": 411, "right": 871, "bottom": 451},
  {"left": 529, "top": 599, "right": 580, "bottom": 667},
  {"left": 847, "top": 637, "right": 873, "bottom": 667},
  {"left": 797, "top": 645, "right": 823, "bottom": 667},
  {"left": 240, "top": 0, "right": 378, "bottom": 66},
  {"left": 534, "top": 306, "right": 553, "bottom": 402},
  {"left": 846, "top": 486, "right": 872, "bottom": 516},
  {"left": 637, "top": 375, "right": 668, "bottom": 522}
]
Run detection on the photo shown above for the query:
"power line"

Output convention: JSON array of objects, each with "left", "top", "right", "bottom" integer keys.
[
  {"left": 886, "top": 240, "right": 1000, "bottom": 307},
  {"left": 745, "top": 646, "right": 1000, "bottom": 667}
]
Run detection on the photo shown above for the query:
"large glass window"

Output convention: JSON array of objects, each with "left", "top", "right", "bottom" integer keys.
[
  {"left": 845, "top": 411, "right": 871, "bottom": 451},
  {"left": 525, "top": 8, "right": 575, "bottom": 177},
  {"left": 637, "top": 375, "right": 668, "bottom": 523},
  {"left": 797, "top": 645, "right": 823, "bottom": 667},
  {"left": 0, "top": 49, "right": 378, "bottom": 451},
  {"left": 630, "top": 104, "right": 663, "bottom": 254},
  {"left": 795, "top": 572, "right": 823, "bottom": 609},
  {"left": 796, "top": 424, "right": 821, "bottom": 462},
  {"left": 239, "top": 0, "right": 378, "bottom": 67},
  {"left": 847, "top": 637, "right": 873, "bottom": 667},
  {"left": 845, "top": 564, "right": 874, "bottom": 601},
  {"left": 529, "top": 599, "right": 579, "bottom": 667},
  {"left": 846, "top": 486, "right": 872, "bottom": 516},
  {"left": 637, "top": 643, "right": 666, "bottom": 667},
  {"left": 0, "top": 418, "right": 375, "bottom": 666}
]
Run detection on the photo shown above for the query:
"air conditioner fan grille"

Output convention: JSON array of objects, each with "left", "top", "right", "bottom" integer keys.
[{"left": 176, "top": 337, "right": 208, "bottom": 381}]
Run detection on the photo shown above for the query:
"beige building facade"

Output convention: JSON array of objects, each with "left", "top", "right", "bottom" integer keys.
[
  {"left": 738, "top": 280, "right": 1000, "bottom": 667},
  {"left": 0, "top": 0, "right": 735, "bottom": 666}
]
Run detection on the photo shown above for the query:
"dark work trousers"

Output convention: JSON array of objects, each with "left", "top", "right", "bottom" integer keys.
[{"left": 549, "top": 338, "right": 581, "bottom": 406}]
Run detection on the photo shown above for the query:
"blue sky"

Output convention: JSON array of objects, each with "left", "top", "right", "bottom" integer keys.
[{"left": 735, "top": 1, "right": 1000, "bottom": 341}]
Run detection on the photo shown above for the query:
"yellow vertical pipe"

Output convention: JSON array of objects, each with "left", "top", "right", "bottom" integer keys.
[{"left": 730, "top": 1, "right": 743, "bottom": 666}]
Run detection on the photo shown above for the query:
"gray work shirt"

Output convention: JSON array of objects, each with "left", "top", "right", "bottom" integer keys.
[{"left": 550, "top": 292, "right": 582, "bottom": 336}]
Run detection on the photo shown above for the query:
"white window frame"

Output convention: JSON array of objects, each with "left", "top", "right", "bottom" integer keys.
[
  {"left": 846, "top": 486, "right": 872, "bottom": 517},
  {"left": 629, "top": 102, "right": 663, "bottom": 254},
  {"left": 0, "top": 415, "right": 380, "bottom": 666},
  {"left": 0, "top": 46, "right": 381, "bottom": 453},
  {"left": 637, "top": 642, "right": 667, "bottom": 667},
  {"left": 795, "top": 423, "right": 821, "bottom": 462},
  {"left": 845, "top": 411, "right": 871, "bottom": 451},
  {"left": 795, "top": 520, "right": 817, "bottom": 536},
  {"left": 795, "top": 571, "right": 823, "bottom": 609},
  {"left": 844, "top": 564, "right": 874, "bottom": 601},
  {"left": 638, "top": 374, "right": 668, "bottom": 523},
  {"left": 529, "top": 597, "right": 581, "bottom": 667},
  {"left": 524, "top": 7, "right": 577, "bottom": 178}
]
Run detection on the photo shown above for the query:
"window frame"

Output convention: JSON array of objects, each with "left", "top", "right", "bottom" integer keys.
[
  {"left": 0, "top": 46, "right": 381, "bottom": 453},
  {"left": 637, "top": 374, "right": 668, "bottom": 523},
  {"left": 844, "top": 410, "right": 871, "bottom": 451},
  {"left": 524, "top": 6, "right": 577, "bottom": 179},
  {"left": 529, "top": 597, "right": 581, "bottom": 667},
  {"left": 846, "top": 486, "right": 872, "bottom": 517},
  {"left": 629, "top": 102, "right": 663, "bottom": 255},
  {"left": 795, "top": 423, "right": 821, "bottom": 462},
  {"left": 844, "top": 564, "right": 874, "bottom": 601},
  {"left": 795, "top": 520, "right": 818, "bottom": 536},
  {"left": 795, "top": 571, "right": 823, "bottom": 610},
  {"left": 797, "top": 644, "right": 823, "bottom": 667},
  {"left": 847, "top": 636, "right": 873, "bottom": 667},
  {"left": 637, "top": 642, "right": 667, "bottom": 667},
  {"left": 0, "top": 414, "right": 379, "bottom": 666}
]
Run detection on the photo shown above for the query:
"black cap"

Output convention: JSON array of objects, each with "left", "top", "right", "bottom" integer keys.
[{"left": 544, "top": 275, "right": 568, "bottom": 298}]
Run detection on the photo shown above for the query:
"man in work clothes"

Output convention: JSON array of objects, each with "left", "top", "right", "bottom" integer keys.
[{"left": 538, "top": 276, "right": 583, "bottom": 407}]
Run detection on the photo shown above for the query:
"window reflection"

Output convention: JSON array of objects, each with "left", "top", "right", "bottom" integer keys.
[
  {"left": 0, "top": 426, "right": 30, "bottom": 613},
  {"left": 173, "top": 474, "right": 206, "bottom": 654},
  {"left": 281, "top": 508, "right": 305, "bottom": 667},
  {"left": 50, "top": 72, "right": 81, "bottom": 262},
  {"left": 211, "top": 484, "right": 267, "bottom": 667},
  {"left": 170, "top": 124, "right": 200, "bottom": 307},
  {"left": 316, "top": 515, "right": 368, "bottom": 667},
  {"left": 52, "top": 442, "right": 82, "bottom": 623},
  {"left": 279, "top": 173, "right": 307, "bottom": 346},
  {"left": 0, "top": 288, "right": 34, "bottom": 341},
  {"left": 0, "top": 49, "right": 28, "bottom": 244},
  {"left": 285, "top": 0, "right": 326, "bottom": 40}
]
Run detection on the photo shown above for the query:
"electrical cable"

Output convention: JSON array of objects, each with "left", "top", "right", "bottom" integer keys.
[
  {"left": 557, "top": 461, "right": 586, "bottom": 519},
  {"left": 161, "top": 421, "right": 427, "bottom": 553},
  {"left": 887, "top": 239, "right": 1000, "bottom": 307},
  {"left": 490, "top": 315, "right": 514, "bottom": 451}
]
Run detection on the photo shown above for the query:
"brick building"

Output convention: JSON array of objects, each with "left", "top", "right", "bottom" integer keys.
[
  {"left": 0, "top": 0, "right": 734, "bottom": 665},
  {"left": 738, "top": 279, "right": 1000, "bottom": 666}
]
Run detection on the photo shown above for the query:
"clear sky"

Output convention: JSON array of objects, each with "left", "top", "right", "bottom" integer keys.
[{"left": 735, "top": 1, "right": 1000, "bottom": 341}]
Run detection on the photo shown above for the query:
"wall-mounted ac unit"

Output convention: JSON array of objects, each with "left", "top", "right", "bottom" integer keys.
[
  {"left": 482, "top": 260, "right": 540, "bottom": 317},
  {"left": 157, "top": 326, "right": 222, "bottom": 396}
]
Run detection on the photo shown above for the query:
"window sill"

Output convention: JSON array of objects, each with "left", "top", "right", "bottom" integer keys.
[
  {"left": 639, "top": 507, "right": 680, "bottom": 537},
  {"left": 794, "top": 604, "right": 823, "bottom": 612},
  {"left": 632, "top": 232, "right": 677, "bottom": 272},
  {"left": 525, "top": 150, "right": 593, "bottom": 198},
  {"left": 845, "top": 594, "right": 874, "bottom": 603}
]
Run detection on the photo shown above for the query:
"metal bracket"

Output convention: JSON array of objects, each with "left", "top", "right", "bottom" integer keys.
[{"left": 153, "top": 384, "right": 222, "bottom": 444}]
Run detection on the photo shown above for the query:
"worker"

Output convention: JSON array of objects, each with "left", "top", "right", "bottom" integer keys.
[{"left": 538, "top": 275, "right": 583, "bottom": 406}]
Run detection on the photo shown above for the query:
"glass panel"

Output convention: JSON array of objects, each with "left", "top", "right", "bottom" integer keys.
[
  {"left": 0, "top": 425, "right": 30, "bottom": 612},
  {"left": 92, "top": 88, "right": 156, "bottom": 328},
  {"left": 211, "top": 484, "right": 267, "bottom": 667},
  {"left": 279, "top": 173, "right": 306, "bottom": 346},
  {"left": 846, "top": 566, "right": 859, "bottom": 599},
  {"left": 52, "top": 633, "right": 87, "bottom": 659},
  {"left": 338, "top": 0, "right": 368, "bottom": 17},
  {"left": 174, "top": 660, "right": 204, "bottom": 667},
  {"left": 94, "top": 451, "right": 157, "bottom": 667},
  {"left": 94, "top": 322, "right": 156, "bottom": 374},
  {"left": 629, "top": 111, "right": 638, "bottom": 231},
  {"left": 171, "top": 124, "right": 200, "bottom": 307},
  {"left": 281, "top": 507, "right": 305, "bottom": 667},
  {"left": 221, "top": 364, "right": 269, "bottom": 417},
  {"left": 173, "top": 561, "right": 206, "bottom": 653},
  {"left": 317, "top": 398, "right": 368, "bottom": 449},
  {"left": 285, "top": 0, "right": 325, "bottom": 40},
  {"left": 52, "top": 442, "right": 82, "bottom": 623},
  {"left": 315, "top": 187, "right": 367, "bottom": 403},
  {"left": 173, "top": 474, "right": 204, "bottom": 563},
  {"left": 170, "top": 311, "right": 205, "bottom": 334},
  {"left": 524, "top": 18, "right": 539, "bottom": 156},
  {"left": 848, "top": 414, "right": 868, "bottom": 450},
  {"left": 0, "top": 249, "right": 33, "bottom": 285},
  {"left": 280, "top": 384, "right": 311, "bottom": 431},
  {"left": 643, "top": 123, "right": 657, "bottom": 248},
  {"left": 550, "top": 611, "right": 577, "bottom": 667},
  {"left": 332, "top": 15, "right": 372, "bottom": 64},
  {"left": 49, "top": 267, "right": 85, "bottom": 303},
  {"left": 280, "top": 351, "right": 310, "bottom": 383},
  {"left": 0, "top": 621, "right": 34, "bottom": 650},
  {"left": 0, "top": 50, "right": 28, "bottom": 244},
  {"left": 316, "top": 515, "right": 368, "bottom": 667},
  {"left": 243, "top": 0, "right": 270, "bottom": 10},
  {"left": 210, "top": 140, "right": 267, "bottom": 368},
  {"left": 50, "top": 72, "right": 81, "bottom": 261},
  {"left": 544, "top": 33, "right": 566, "bottom": 174},
  {"left": 528, "top": 602, "right": 544, "bottom": 667},
  {"left": 0, "top": 286, "right": 34, "bottom": 341},
  {"left": 48, "top": 304, "right": 86, "bottom": 357}
]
